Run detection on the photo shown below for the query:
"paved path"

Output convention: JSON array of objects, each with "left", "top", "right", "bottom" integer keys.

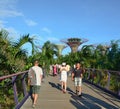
[{"left": 21, "top": 75, "right": 120, "bottom": 109}]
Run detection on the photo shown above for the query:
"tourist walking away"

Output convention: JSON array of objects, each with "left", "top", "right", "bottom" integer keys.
[
  {"left": 60, "top": 62, "right": 68, "bottom": 93},
  {"left": 28, "top": 60, "right": 43, "bottom": 108},
  {"left": 53, "top": 64, "right": 57, "bottom": 76},
  {"left": 72, "top": 62, "right": 84, "bottom": 97}
]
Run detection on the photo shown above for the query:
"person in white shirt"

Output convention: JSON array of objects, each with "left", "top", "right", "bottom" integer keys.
[
  {"left": 28, "top": 60, "right": 43, "bottom": 108},
  {"left": 60, "top": 62, "right": 68, "bottom": 93}
]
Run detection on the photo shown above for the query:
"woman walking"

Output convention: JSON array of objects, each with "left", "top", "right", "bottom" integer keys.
[{"left": 60, "top": 62, "right": 68, "bottom": 93}]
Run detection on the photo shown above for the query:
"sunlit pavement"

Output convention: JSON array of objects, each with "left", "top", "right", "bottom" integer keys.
[{"left": 21, "top": 75, "right": 120, "bottom": 109}]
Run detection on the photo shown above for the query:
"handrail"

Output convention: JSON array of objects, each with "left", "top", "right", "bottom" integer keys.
[
  {"left": 0, "top": 68, "right": 120, "bottom": 108},
  {"left": 0, "top": 70, "right": 29, "bottom": 109},
  {"left": 0, "top": 71, "right": 28, "bottom": 81},
  {"left": 84, "top": 68, "right": 120, "bottom": 99}
]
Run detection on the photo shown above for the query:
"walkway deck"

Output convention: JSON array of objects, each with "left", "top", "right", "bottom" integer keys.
[{"left": 21, "top": 75, "right": 120, "bottom": 109}]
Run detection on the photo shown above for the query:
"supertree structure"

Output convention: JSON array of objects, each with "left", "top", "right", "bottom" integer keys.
[
  {"left": 54, "top": 44, "right": 67, "bottom": 56},
  {"left": 61, "top": 38, "right": 88, "bottom": 53},
  {"left": 97, "top": 44, "right": 111, "bottom": 55}
]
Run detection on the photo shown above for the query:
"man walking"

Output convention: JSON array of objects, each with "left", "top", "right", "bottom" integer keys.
[
  {"left": 72, "top": 62, "right": 84, "bottom": 97},
  {"left": 28, "top": 60, "right": 43, "bottom": 108}
]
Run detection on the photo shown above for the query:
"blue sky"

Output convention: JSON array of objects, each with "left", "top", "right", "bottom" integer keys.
[{"left": 0, "top": 0, "right": 120, "bottom": 55}]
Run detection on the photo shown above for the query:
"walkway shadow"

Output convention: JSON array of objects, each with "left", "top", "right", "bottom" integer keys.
[
  {"left": 84, "top": 82, "right": 120, "bottom": 102},
  {"left": 67, "top": 87, "right": 76, "bottom": 95},
  {"left": 48, "top": 81, "right": 120, "bottom": 109},
  {"left": 68, "top": 88, "right": 120, "bottom": 109},
  {"left": 66, "top": 87, "right": 88, "bottom": 108},
  {"left": 48, "top": 81, "right": 61, "bottom": 91}
]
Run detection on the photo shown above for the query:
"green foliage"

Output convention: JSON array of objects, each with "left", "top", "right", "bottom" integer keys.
[
  {"left": 0, "top": 28, "right": 120, "bottom": 108},
  {"left": 0, "top": 29, "right": 35, "bottom": 108}
]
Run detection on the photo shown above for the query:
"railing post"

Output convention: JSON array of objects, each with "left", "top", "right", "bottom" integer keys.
[
  {"left": 12, "top": 76, "right": 19, "bottom": 106},
  {"left": 92, "top": 69, "right": 95, "bottom": 83},
  {"left": 98, "top": 70, "right": 102, "bottom": 86},
  {"left": 87, "top": 68, "right": 90, "bottom": 80},
  {"left": 21, "top": 73, "right": 27, "bottom": 96},
  {"left": 106, "top": 71, "right": 110, "bottom": 90},
  {"left": 118, "top": 90, "right": 120, "bottom": 96}
]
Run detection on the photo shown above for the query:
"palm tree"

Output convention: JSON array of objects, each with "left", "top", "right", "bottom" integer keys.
[
  {"left": 107, "top": 40, "right": 120, "bottom": 70},
  {"left": 40, "top": 41, "right": 57, "bottom": 73},
  {"left": 12, "top": 34, "right": 35, "bottom": 57},
  {"left": 0, "top": 29, "right": 35, "bottom": 74},
  {"left": 80, "top": 45, "right": 96, "bottom": 68},
  {"left": 0, "top": 29, "right": 14, "bottom": 75}
]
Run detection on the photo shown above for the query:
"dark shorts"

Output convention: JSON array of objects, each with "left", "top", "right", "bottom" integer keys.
[{"left": 30, "top": 85, "right": 40, "bottom": 94}]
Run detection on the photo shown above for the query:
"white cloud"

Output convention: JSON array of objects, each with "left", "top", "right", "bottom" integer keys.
[
  {"left": 6, "top": 27, "right": 20, "bottom": 39},
  {"left": 0, "top": 20, "right": 6, "bottom": 28},
  {"left": 41, "top": 27, "right": 52, "bottom": 34},
  {"left": 47, "top": 37, "right": 60, "bottom": 42},
  {"left": 0, "top": 0, "right": 17, "bottom": 9},
  {"left": 0, "top": 20, "right": 20, "bottom": 40},
  {"left": 0, "top": 0, "right": 23, "bottom": 18},
  {"left": 32, "top": 35, "right": 60, "bottom": 44},
  {"left": 25, "top": 19, "right": 37, "bottom": 26},
  {"left": 0, "top": 0, "right": 38, "bottom": 28},
  {"left": 0, "top": 10, "right": 23, "bottom": 17}
]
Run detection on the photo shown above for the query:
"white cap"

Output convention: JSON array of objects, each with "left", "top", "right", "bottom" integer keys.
[{"left": 62, "top": 62, "right": 66, "bottom": 66}]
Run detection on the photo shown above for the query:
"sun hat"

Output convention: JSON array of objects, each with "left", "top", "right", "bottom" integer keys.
[{"left": 62, "top": 62, "right": 66, "bottom": 66}]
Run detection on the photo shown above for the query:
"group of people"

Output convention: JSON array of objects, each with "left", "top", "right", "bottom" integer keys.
[
  {"left": 60, "top": 62, "right": 84, "bottom": 97},
  {"left": 28, "top": 60, "right": 84, "bottom": 108}
]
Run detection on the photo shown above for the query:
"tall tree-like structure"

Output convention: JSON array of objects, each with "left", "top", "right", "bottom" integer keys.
[
  {"left": 61, "top": 38, "right": 88, "bottom": 53},
  {"left": 54, "top": 44, "right": 67, "bottom": 56},
  {"left": 96, "top": 44, "right": 111, "bottom": 55}
]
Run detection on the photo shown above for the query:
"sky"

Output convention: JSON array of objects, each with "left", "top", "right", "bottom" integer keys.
[{"left": 0, "top": 0, "right": 120, "bottom": 55}]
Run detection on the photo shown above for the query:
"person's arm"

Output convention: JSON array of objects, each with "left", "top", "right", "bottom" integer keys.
[
  {"left": 80, "top": 73, "right": 83, "bottom": 78},
  {"left": 60, "top": 67, "right": 62, "bottom": 72},
  {"left": 65, "top": 66, "right": 68, "bottom": 72},
  {"left": 40, "top": 74, "right": 43, "bottom": 80},
  {"left": 40, "top": 68, "right": 43, "bottom": 82},
  {"left": 60, "top": 67, "right": 65, "bottom": 72},
  {"left": 81, "top": 68, "right": 85, "bottom": 78},
  {"left": 71, "top": 72, "right": 74, "bottom": 81},
  {"left": 28, "top": 69, "right": 31, "bottom": 85},
  {"left": 28, "top": 78, "right": 31, "bottom": 86}
]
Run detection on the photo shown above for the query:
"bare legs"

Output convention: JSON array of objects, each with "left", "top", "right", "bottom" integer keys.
[
  {"left": 31, "top": 94, "right": 38, "bottom": 108},
  {"left": 32, "top": 94, "right": 38, "bottom": 105},
  {"left": 76, "top": 86, "right": 82, "bottom": 95},
  {"left": 61, "top": 81, "right": 67, "bottom": 93}
]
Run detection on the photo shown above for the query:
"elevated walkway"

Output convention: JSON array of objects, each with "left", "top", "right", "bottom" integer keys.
[{"left": 21, "top": 75, "right": 120, "bottom": 109}]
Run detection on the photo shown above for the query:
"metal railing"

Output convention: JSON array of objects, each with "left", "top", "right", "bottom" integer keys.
[
  {"left": 0, "top": 68, "right": 120, "bottom": 108},
  {"left": 0, "top": 70, "right": 29, "bottom": 109},
  {"left": 84, "top": 68, "right": 120, "bottom": 98}
]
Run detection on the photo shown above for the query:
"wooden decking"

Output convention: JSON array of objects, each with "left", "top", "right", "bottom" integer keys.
[{"left": 21, "top": 75, "right": 120, "bottom": 109}]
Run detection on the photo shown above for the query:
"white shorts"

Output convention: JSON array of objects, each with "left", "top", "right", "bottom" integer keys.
[{"left": 74, "top": 77, "right": 82, "bottom": 86}]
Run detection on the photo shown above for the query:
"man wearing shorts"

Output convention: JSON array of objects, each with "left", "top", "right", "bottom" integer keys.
[
  {"left": 28, "top": 60, "right": 43, "bottom": 108},
  {"left": 72, "top": 62, "right": 83, "bottom": 97}
]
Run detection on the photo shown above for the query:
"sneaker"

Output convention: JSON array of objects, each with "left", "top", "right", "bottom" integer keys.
[
  {"left": 63, "top": 90, "right": 67, "bottom": 94},
  {"left": 32, "top": 104, "right": 35, "bottom": 108},
  {"left": 78, "top": 94, "right": 82, "bottom": 97},
  {"left": 76, "top": 90, "right": 79, "bottom": 95},
  {"left": 76, "top": 90, "right": 77, "bottom": 94}
]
